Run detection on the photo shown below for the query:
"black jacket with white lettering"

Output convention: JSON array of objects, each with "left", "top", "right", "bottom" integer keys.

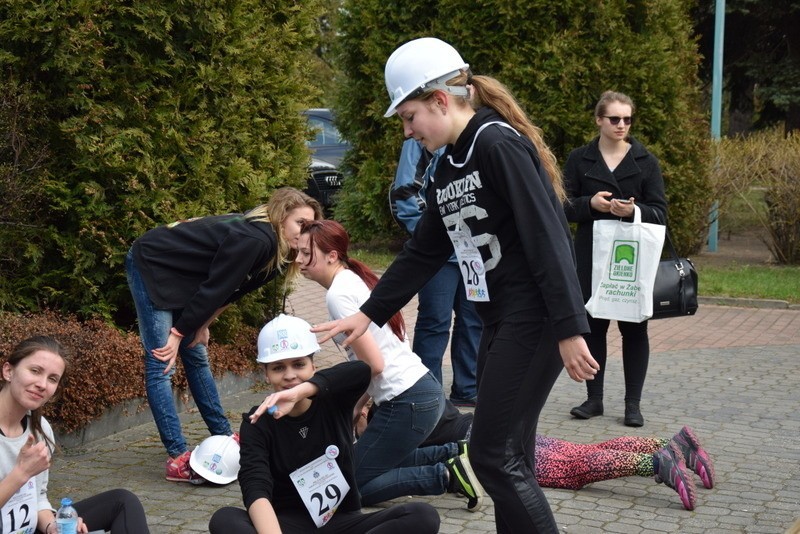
[{"left": 362, "top": 107, "right": 588, "bottom": 340}]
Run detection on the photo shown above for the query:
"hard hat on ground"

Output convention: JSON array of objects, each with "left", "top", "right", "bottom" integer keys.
[
  {"left": 384, "top": 37, "right": 470, "bottom": 117},
  {"left": 189, "top": 434, "right": 240, "bottom": 485},
  {"left": 257, "top": 314, "right": 321, "bottom": 364}
]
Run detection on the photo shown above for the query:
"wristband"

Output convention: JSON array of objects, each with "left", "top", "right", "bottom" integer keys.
[{"left": 170, "top": 327, "right": 184, "bottom": 338}]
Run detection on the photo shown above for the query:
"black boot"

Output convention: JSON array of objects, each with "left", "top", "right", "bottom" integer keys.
[
  {"left": 570, "top": 397, "right": 604, "bottom": 419},
  {"left": 624, "top": 400, "right": 644, "bottom": 427}
]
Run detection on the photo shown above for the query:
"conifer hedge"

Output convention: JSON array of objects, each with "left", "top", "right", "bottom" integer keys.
[
  {"left": 0, "top": 1, "right": 323, "bottom": 323},
  {"left": 332, "top": 0, "right": 712, "bottom": 255}
]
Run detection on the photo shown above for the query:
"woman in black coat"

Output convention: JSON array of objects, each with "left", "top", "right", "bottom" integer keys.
[{"left": 563, "top": 91, "right": 667, "bottom": 427}]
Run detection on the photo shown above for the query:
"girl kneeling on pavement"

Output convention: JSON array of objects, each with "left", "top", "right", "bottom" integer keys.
[
  {"left": 208, "top": 314, "right": 439, "bottom": 534},
  {"left": 1, "top": 335, "right": 150, "bottom": 534},
  {"left": 297, "top": 219, "right": 483, "bottom": 510}
]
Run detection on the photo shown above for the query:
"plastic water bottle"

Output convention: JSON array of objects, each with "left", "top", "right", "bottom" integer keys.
[{"left": 56, "top": 497, "right": 79, "bottom": 534}]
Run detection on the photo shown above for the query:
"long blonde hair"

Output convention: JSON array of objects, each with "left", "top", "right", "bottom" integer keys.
[
  {"left": 245, "top": 187, "right": 324, "bottom": 280},
  {"left": 421, "top": 71, "right": 565, "bottom": 202}
]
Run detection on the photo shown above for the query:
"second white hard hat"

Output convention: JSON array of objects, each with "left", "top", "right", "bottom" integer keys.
[
  {"left": 189, "top": 434, "right": 240, "bottom": 485},
  {"left": 383, "top": 37, "right": 470, "bottom": 117}
]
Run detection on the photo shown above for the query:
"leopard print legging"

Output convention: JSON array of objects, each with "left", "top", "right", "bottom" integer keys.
[{"left": 534, "top": 435, "right": 669, "bottom": 490}]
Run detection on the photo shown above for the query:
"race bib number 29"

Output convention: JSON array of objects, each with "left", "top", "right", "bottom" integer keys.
[{"left": 290, "top": 450, "right": 350, "bottom": 528}]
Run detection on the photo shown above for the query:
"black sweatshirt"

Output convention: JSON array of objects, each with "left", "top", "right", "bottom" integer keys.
[
  {"left": 131, "top": 214, "right": 278, "bottom": 337},
  {"left": 362, "top": 107, "right": 589, "bottom": 340},
  {"left": 238, "top": 361, "right": 371, "bottom": 516}
]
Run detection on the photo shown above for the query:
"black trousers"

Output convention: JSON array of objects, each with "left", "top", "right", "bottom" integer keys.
[
  {"left": 73, "top": 489, "right": 150, "bottom": 534},
  {"left": 584, "top": 315, "right": 650, "bottom": 402},
  {"left": 209, "top": 502, "right": 439, "bottom": 534},
  {"left": 469, "top": 314, "right": 563, "bottom": 534}
]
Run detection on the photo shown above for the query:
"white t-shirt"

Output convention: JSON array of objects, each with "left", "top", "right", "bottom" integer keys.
[
  {"left": 327, "top": 269, "right": 428, "bottom": 405},
  {"left": 0, "top": 416, "right": 55, "bottom": 534}
]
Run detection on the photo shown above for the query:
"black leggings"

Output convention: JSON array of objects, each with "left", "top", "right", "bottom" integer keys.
[
  {"left": 584, "top": 315, "right": 650, "bottom": 402},
  {"left": 469, "top": 315, "right": 563, "bottom": 534},
  {"left": 209, "top": 502, "right": 439, "bottom": 534},
  {"left": 73, "top": 489, "right": 149, "bottom": 534}
]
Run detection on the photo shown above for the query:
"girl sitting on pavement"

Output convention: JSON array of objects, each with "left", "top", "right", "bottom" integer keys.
[
  {"left": 208, "top": 314, "right": 439, "bottom": 534},
  {"left": 1, "top": 335, "right": 150, "bottom": 534}
]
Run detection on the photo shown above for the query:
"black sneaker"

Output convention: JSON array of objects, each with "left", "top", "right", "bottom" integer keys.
[
  {"left": 624, "top": 401, "right": 644, "bottom": 427},
  {"left": 570, "top": 397, "right": 604, "bottom": 419},
  {"left": 654, "top": 443, "right": 697, "bottom": 511},
  {"left": 446, "top": 453, "right": 484, "bottom": 512}
]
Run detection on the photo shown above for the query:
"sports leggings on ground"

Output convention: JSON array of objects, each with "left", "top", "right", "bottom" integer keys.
[
  {"left": 468, "top": 315, "right": 564, "bottom": 534},
  {"left": 208, "top": 502, "right": 439, "bottom": 534},
  {"left": 534, "top": 435, "right": 667, "bottom": 490},
  {"left": 585, "top": 315, "right": 649, "bottom": 401},
  {"left": 73, "top": 489, "right": 150, "bottom": 533}
]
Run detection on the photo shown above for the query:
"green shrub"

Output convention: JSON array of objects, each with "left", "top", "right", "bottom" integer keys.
[
  {"left": 0, "top": 1, "right": 323, "bottom": 324},
  {"left": 332, "top": 0, "right": 711, "bottom": 254},
  {"left": 710, "top": 129, "right": 800, "bottom": 264}
]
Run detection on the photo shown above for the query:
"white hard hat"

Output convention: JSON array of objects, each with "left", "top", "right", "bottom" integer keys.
[
  {"left": 257, "top": 314, "right": 321, "bottom": 364},
  {"left": 189, "top": 434, "right": 240, "bottom": 485},
  {"left": 383, "top": 37, "right": 470, "bottom": 117}
]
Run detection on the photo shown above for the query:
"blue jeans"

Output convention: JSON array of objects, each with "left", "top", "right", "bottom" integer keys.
[
  {"left": 125, "top": 250, "right": 231, "bottom": 458},
  {"left": 413, "top": 262, "right": 482, "bottom": 401},
  {"left": 355, "top": 373, "right": 452, "bottom": 505}
]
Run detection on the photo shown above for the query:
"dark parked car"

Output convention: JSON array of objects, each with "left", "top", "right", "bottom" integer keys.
[{"left": 303, "top": 108, "right": 350, "bottom": 211}]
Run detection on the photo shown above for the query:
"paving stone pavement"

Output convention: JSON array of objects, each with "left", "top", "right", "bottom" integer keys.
[{"left": 49, "top": 277, "right": 800, "bottom": 533}]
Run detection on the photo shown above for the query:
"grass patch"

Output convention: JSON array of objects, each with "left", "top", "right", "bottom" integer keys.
[
  {"left": 698, "top": 264, "right": 800, "bottom": 304},
  {"left": 349, "top": 239, "right": 401, "bottom": 271}
]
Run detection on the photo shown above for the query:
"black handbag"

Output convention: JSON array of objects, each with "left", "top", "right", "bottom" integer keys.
[{"left": 651, "top": 232, "right": 699, "bottom": 319}]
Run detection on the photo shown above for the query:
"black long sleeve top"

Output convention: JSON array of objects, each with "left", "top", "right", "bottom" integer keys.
[
  {"left": 131, "top": 214, "right": 278, "bottom": 337},
  {"left": 361, "top": 107, "right": 589, "bottom": 340},
  {"left": 237, "top": 361, "right": 371, "bottom": 518}
]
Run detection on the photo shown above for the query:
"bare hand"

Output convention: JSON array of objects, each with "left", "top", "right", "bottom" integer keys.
[
  {"left": 589, "top": 191, "right": 614, "bottom": 213},
  {"left": 16, "top": 434, "right": 50, "bottom": 478},
  {"left": 558, "top": 336, "right": 600, "bottom": 382},
  {"left": 78, "top": 517, "right": 88, "bottom": 533},
  {"left": 249, "top": 390, "right": 299, "bottom": 424},
  {"left": 310, "top": 312, "right": 371, "bottom": 346},
  {"left": 151, "top": 333, "right": 180, "bottom": 374},
  {"left": 609, "top": 197, "right": 635, "bottom": 218},
  {"left": 188, "top": 327, "right": 210, "bottom": 349}
]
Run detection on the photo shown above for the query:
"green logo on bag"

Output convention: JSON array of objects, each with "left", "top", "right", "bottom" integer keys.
[{"left": 609, "top": 241, "right": 638, "bottom": 282}]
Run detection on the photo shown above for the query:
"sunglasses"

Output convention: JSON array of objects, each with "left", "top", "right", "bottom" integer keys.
[{"left": 603, "top": 116, "right": 633, "bottom": 125}]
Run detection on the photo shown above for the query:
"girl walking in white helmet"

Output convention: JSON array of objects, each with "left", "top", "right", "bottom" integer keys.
[
  {"left": 312, "top": 37, "right": 599, "bottom": 533},
  {"left": 209, "top": 314, "right": 440, "bottom": 534}
]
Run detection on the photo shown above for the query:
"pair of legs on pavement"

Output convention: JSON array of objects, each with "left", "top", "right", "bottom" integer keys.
[
  {"left": 571, "top": 315, "right": 649, "bottom": 426},
  {"left": 126, "top": 251, "right": 232, "bottom": 484},
  {"left": 422, "top": 401, "right": 716, "bottom": 511},
  {"left": 355, "top": 372, "right": 483, "bottom": 511}
]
